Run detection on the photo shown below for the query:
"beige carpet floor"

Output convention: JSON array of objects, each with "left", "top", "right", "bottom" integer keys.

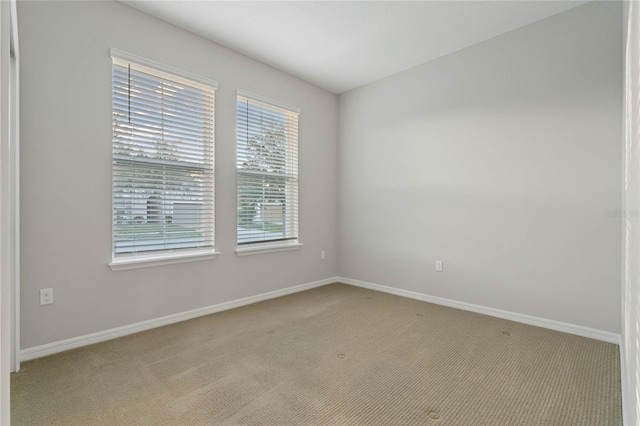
[{"left": 11, "top": 283, "right": 622, "bottom": 425}]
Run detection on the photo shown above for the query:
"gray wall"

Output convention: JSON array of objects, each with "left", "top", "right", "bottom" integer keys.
[
  {"left": 19, "top": 1, "right": 339, "bottom": 349},
  {"left": 338, "top": 1, "right": 623, "bottom": 333},
  {"left": 19, "top": 0, "right": 624, "bottom": 350}
]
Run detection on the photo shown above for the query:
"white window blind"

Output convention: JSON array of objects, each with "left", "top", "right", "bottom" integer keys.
[
  {"left": 112, "top": 54, "right": 216, "bottom": 257},
  {"left": 236, "top": 92, "right": 299, "bottom": 245}
]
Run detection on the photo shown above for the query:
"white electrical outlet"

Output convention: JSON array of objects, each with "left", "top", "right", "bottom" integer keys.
[
  {"left": 320, "top": 250, "right": 326, "bottom": 260},
  {"left": 435, "top": 260, "right": 443, "bottom": 272},
  {"left": 40, "top": 288, "right": 53, "bottom": 305}
]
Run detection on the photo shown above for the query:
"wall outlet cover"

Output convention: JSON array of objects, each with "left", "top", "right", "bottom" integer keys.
[{"left": 40, "top": 288, "right": 53, "bottom": 305}]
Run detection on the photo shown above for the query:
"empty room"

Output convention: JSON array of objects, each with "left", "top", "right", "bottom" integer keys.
[{"left": 1, "top": 0, "right": 639, "bottom": 425}]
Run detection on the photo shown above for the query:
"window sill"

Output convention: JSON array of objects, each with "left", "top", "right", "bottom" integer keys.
[
  {"left": 109, "top": 249, "right": 220, "bottom": 271},
  {"left": 235, "top": 242, "right": 303, "bottom": 256}
]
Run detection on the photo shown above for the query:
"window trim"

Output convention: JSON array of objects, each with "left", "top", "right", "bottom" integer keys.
[
  {"left": 109, "top": 248, "right": 220, "bottom": 271},
  {"left": 109, "top": 49, "right": 218, "bottom": 269},
  {"left": 235, "top": 242, "right": 303, "bottom": 257},
  {"left": 235, "top": 90, "right": 301, "bottom": 251}
]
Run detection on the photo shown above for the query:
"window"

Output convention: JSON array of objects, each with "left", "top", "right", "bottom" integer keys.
[
  {"left": 110, "top": 50, "right": 217, "bottom": 268},
  {"left": 236, "top": 91, "right": 300, "bottom": 251}
]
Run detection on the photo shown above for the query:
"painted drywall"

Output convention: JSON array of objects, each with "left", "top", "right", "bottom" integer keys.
[
  {"left": 338, "top": 1, "right": 623, "bottom": 333},
  {"left": 18, "top": 1, "right": 338, "bottom": 349},
  {"left": 623, "top": 0, "right": 639, "bottom": 423}
]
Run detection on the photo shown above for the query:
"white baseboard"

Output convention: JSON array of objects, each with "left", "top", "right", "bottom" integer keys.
[
  {"left": 20, "top": 277, "right": 339, "bottom": 362},
  {"left": 21, "top": 276, "right": 621, "bottom": 362},
  {"left": 337, "top": 277, "right": 621, "bottom": 345}
]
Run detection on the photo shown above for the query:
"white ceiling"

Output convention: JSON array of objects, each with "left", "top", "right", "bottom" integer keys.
[{"left": 122, "top": 1, "right": 589, "bottom": 94}]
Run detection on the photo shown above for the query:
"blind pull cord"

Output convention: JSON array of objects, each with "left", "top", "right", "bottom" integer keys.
[{"left": 127, "top": 63, "right": 131, "bottom": 124}]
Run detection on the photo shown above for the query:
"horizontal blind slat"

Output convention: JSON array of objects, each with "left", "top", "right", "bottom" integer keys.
[
  {"left": 236, "top": 94, "right": 298, "bottom": 245},
  {"left": 113, "top": 65, "right": 216, "bottom": 101},
  {"left": 113, "top": 54, "right": 216, "bottom": 256},
  {"left": 112, "top": 93, "right": 215, "bottom": 128}
]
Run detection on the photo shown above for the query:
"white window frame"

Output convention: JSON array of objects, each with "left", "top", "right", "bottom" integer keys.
[
  {"left": 108, "top": 49, "right": 219, "bottom": 271},
  {"left": 235, "top": 90, "right": 302, "bottom": 256}
]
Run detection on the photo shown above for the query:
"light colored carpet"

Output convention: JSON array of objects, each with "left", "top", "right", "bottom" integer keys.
[{"left": 11, "top": 283, "right": 621, "bottom": 425}]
